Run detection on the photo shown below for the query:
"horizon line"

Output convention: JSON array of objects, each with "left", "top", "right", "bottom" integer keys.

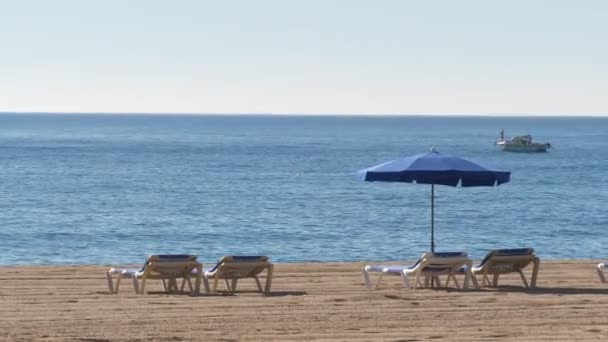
[{"left": 1, "top": 111, "right": 608, "bottom": 118}]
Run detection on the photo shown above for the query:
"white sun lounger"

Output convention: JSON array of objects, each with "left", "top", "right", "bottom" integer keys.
[
  {"left": 597, "top": 263, "right": 608, "bottom": 283},
  {"left": 362, "top": 252, "right": 477, "bottom": 290},
  {"left": 199, "top": 255, "right": 274, "bottom": 294},
  {"left": 471, "top": 248, "right": 540, "bottom": 288},
  {"left": 106, "top": 254, "right": 202, "bottom": 295}
]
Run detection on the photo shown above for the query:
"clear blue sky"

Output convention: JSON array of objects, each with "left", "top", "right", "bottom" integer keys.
[{"left": 1, "top": 0, "right": 606, "bottom": 115}]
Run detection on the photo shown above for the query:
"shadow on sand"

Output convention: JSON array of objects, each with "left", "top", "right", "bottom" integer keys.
[
  {"left": 98, "top": 290, "right": 308, "bottom": 297},
  {"left": 495, "top": 286, "right": 608, "bottom": 295},
  {"left": 438, "top": 285, "right": 608, "bottom": 295}
]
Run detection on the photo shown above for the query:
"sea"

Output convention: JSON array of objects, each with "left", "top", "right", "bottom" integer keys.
[{"left": 1, "top": 113, "right": 607, "bottom": 265}]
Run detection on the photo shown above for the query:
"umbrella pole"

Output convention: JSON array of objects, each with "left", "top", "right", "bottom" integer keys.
[{"left": 431, "top": 184, "right": 435, "bottom": 253}]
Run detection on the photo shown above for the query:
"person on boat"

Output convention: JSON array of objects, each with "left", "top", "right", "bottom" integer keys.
[{"left": 499, "top": 129, "right": 504, "bottom": 141}]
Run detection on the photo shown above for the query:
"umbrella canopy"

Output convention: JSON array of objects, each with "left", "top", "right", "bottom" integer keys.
[{"left": 357, "top": 149, "right": 510, "bottom": 252}]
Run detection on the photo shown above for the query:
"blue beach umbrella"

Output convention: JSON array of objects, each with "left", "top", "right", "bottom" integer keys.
[{"left": 357, "top": 148, "right": 510, "bottom": 253}]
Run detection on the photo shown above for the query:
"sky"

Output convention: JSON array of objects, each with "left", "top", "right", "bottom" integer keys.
[{"left": 1, "top": 0, "right": 607, "bottom": 115}]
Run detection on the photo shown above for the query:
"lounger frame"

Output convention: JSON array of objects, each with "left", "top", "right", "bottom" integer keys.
[
  {"left": 471, "top": 249, "right": 540, "bottom": 288},
  {"left": 597, "top": 263, "right": 608, "bottom": 283},
  {"left": 107, "top": 255, "right": 202, "bottom": 295},
  {"left": 362, "top": 252, "right": 478, "bottom": 290},
  {"left": 203, "top": 256, "right": 274, "bottom": 294}
]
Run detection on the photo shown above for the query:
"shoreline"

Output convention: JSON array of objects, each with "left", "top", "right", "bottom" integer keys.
[
  {"left": 0, "top": 258, "right": 602, "bottom": 267},
  {"left": 0, "top": 253, "right": 604, "bottom": 270},
  {"left": 2, "top": 260, "right": 608, "bottom": 341}
]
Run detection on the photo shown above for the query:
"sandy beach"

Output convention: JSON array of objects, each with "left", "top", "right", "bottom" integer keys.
[{"left": 1, "top": 260, "right": 608, "bottom": 341}]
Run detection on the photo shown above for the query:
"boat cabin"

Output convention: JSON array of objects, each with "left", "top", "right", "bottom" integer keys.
[{"left": 509, "top": 135, "right": 533, "bottom": 145}]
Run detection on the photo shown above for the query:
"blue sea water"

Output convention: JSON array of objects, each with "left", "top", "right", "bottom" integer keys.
[{"left": 1, "top": 113, "right": 607, "bottom": 265}]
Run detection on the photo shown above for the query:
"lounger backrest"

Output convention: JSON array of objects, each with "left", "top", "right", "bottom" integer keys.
[
  {"left": 206, "top": 255, "right": 270, "bottom": 279},
  {"left": 432, "top": 252, "right": 468, "bottom": 258},
  {"left": 143, "top": 254, "right": 200, "bottom": 277},
  {"left": 147, "top": 255, "right": 197, "bottom": 262},
  {"left": 408, "top": 253, "right": 428, "bottom": 270},
  {"left": 478, "top": 248, "right": 535, "bottom": 270},
  {"left": 421, "top": 252, "right": 469, "bottom": 271}
]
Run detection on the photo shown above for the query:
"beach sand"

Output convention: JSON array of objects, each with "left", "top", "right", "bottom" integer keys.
[{"left": 1, "top": 260, "right": 608, "bottom": 341}]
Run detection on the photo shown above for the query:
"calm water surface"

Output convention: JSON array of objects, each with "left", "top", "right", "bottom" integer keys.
[{"left": 1, "top": 114, "right": 607, "bottom": 265}]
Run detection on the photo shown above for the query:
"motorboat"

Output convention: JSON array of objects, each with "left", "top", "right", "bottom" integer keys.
[{"left": 495, "top": 130, "right": 551, "bottom": 152}]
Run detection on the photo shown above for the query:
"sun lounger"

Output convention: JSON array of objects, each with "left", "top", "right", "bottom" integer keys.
[
  {"left": 106, "top": 254, "right": 202, "bottom": 295},
  {"left": 201, "top": 255, "right": 274, "bottom": 294},
  {"left": 362, "top": 252, "right": 477, "bottom": 290},
  {"left": 597, "top": 263, "right": 608, "bottom": 283},
  {"left": 471, "top": 248, "right": 539, "bottom": 288}
]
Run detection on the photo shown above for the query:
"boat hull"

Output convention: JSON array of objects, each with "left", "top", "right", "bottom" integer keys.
[{"left": 496, "top": 142, "right": 548, "bottom": 152}]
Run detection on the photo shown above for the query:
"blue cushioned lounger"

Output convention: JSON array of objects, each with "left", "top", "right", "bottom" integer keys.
[
  {"left": 196, "top": 255, "right": 274, "bottom": 294},
  {"left": 106, "top": 255, "right": 202, "bottom": 294},
  {"left": 471, "top": 248, "right": 540, "bottom": 288}
]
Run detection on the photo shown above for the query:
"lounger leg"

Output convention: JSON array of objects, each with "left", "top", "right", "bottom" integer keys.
[
  {"left": 467, "top": 270, "right": 478, "bottom": 289},
  {"left": 374, "top": 274, "right": 385, "bottom": 290},
  {"left": 482, "top": 271, "right": 490, "bottom": 287},
  {"left": 518, "top": 270, "right": 529, "bottom": 288},
  {"left": 180, "top": 277, "right": 191, "bottom": 292},
  {"left": 201, "top": 274, "right": 210, "bottom": 294},
  {"left": 531, "top": 258, "right": 540, "bottom": 288},
  {"left": 115, "top": 276, "right": 122, "bottom": 293},
  {"left": 445, "top": 275, "right": 451, "bottom": 287},
  {"left": 492, "top": 273, "right": 499, "bottom": 287},
  {"left": 451, "top": 274, "right": 460, "bottom": 289},
  {"left": 224, "top": 279, "right": 232, "bottom": 292},
  {"left": 254, "top": 277, "right": 263, "bottom": 292},
  {"left": 362, "top": 267, "right": 373, "bottom": 289},
  {"left": 212, "top": 276, "right": 220, "bottom": 293},
  {"left": 469, "top": 274, "right": 478, "bottom": 289},
  {"left": 231, "top": 279, "right": 239, "bottom": 292},
  {"left": 161, "top": 279, "right": 168, "bottom": 291},
  {"left": 463, "top": 262, "right": 471, "bottom": 289},
  {"left": 434, "top": 276, "right": 441, "bottom": 288},
  {"left": 186, "top": 278, "right": 193, "bottom": 292},
  {"left": 415, "top": 274, "right": 423, "bottom": 290},
  {"left": 264, "top": 265, "right": 273, "bottom": 294},
  {"left": 140, "top": 276, "right": 147, "bottom": 295},
  {"left": 400, "top": 272, "right": 411, "bottom": 289},
  {"left": 194, "top": 265, "right": 203, "bottom": 294},
  {"left": 106, "top": 272, "right": 114, "bottom": 293},
  {"left": 598, "top": 265, "right": 607, "bottom": 283},
  {"left": 132, "top": 277, "right": 140, "bottom": 294}
]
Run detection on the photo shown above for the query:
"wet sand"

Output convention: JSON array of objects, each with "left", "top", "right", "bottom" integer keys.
[{"left": 1, "top": 260, "right": 608, "bottom": 341}]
